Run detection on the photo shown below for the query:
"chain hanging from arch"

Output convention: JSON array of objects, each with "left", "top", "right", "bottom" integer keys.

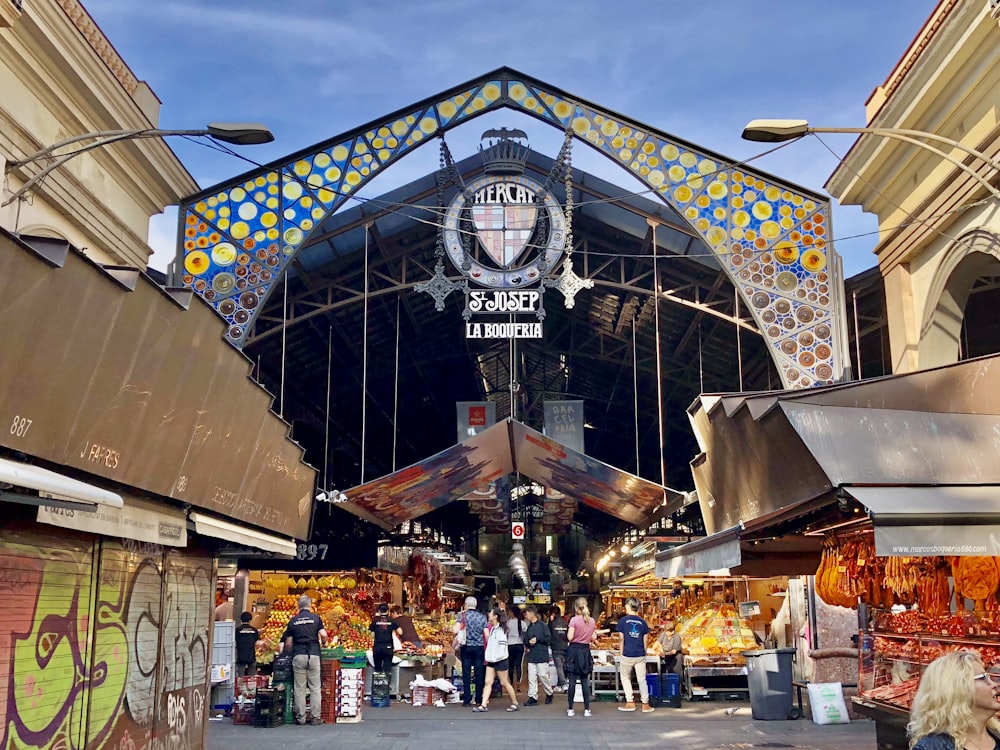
[{"left": 544, "top": 128, "right": 593, "bottom": 308}]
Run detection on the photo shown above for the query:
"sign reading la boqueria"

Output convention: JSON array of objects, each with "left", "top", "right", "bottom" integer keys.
[
  {"left": 420, "top": 128, "right": 585, "bottom": 339},
  {"left": 465, "top": 289, "right": 544, "bottom": 338}
]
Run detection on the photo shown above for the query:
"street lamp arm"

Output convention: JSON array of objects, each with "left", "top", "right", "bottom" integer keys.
[
  {"left": 742, "top": 119, "right": 1000, "bottom": 199},
  {"left": 2, "top": 123, "right": 272, "bottom": 209},
  {"left": 5, "top": 129, "right": 204, "bottom": 170},
  {"left": 809, "top": 126, "right": 1000, "bottom": 173}
]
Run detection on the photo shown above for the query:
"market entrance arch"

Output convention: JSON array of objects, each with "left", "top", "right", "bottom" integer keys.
[{"left": 175, "top": 68, "right": 847, "bottom": 391}]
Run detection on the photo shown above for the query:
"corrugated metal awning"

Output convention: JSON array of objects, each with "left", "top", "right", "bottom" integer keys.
[{"left": 847, "top": 485, "right": 1000, "bottom": 557}]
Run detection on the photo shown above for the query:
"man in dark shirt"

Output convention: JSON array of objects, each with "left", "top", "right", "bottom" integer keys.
[
  {"left": 283, "top": 595, "right": 328, "bottom": 725},
  {"left": 389, "top": 604, "right": 421, "bottom": 647},
  {"left": 548, "top": 605, "right": 569, "bottom": 692},
  {"left": 234, "top": 612, "right": 261, "bottom": 677},
  {"left": 523, "top": 605, "right": 553, "bottom": 706},
  {"left": 369, "top": 603, "right": 402, "bottom": 674}
]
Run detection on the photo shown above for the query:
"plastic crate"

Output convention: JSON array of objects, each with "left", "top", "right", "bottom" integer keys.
[
  {"left": 232, "top": 701, "right": 254, "bottom": 725},
  {"left": 235, "top": 675, "right": 269, "bottom": 699}
]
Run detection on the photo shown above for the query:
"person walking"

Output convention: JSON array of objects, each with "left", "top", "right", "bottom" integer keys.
[
  {"left": 549, "top": 605, "right": 569, "bottom": 692},
  {"left": 523, "top": 605, "right": 553, "bottom": 706},
  {"left": 473, "top": 606, "right": 519, "bottom": 713},
  {"left": 506, "top": 605, "right": 526, "bottom": 691},
  {"left": 369, "top": 603, "right": 402, "bottom": 675},
  {"left": 565, "top": 597, "right": 597, "bottom": 717},
  {"left": 282, "top": 595, "right": 328, "bottom": 725},
  {"left": 616, "top": 597, "right": 654, "bottom": 713},
  {"left": 455, "top": 596, "right": 488, "bottom": 707},
  {"left": 908, "top": 650, "right": 1000, "bottom": 749},
  {"left": 234, "top": 612, "right": 261, "bottom": 677}
]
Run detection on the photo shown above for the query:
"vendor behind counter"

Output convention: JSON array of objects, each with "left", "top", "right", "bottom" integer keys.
[{"left": 390, "top": 605, "right": 422, "bottom": 647}]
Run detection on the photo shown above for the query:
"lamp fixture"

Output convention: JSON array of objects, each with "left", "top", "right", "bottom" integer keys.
[
  {"left": 3, "top": 122, "right": 274, "bottom": 208},
  {"left": 741, "top": 118, "right": 1000, "bottom": 199}
]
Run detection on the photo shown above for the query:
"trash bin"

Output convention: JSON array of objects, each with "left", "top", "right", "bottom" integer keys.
[
  {"left": 661, "top": 672, "right": 681, "bottom": 708},
  {"left": 742, "top": 648, "right": 797, "bottom": 720},
  {"left": 646, "top": 673, "right": 660, "bottom": 699}
]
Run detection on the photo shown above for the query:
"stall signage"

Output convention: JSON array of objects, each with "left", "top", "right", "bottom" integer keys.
[
  {"left": 37, "top": 494, "right": 188, "bottom": 547},
  {"left": 424, "top": 129, "right": 573, "bottom": 342},
  {"left": 511, "top": 521, "right": 525, "bottom": 540}
]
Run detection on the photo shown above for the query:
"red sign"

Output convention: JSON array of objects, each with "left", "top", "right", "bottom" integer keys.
[
  {"left": 468, "top": 406, "right": 487, "bottom": 427},
  {"left": 511, "top": 522, "right": 525, "bottom": 539}
]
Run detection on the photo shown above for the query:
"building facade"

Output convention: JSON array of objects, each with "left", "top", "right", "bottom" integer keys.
[{"left": 827, "top": 0, "right": 1000, "bottom": 372}]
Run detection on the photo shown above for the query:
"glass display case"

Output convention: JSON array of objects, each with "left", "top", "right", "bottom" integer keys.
[
  {"left": 858, "top": 631, "right": 1000, "bottom": 713},
  {"left": 854, "top": 631, "right": 1000, "bottom": 749}
]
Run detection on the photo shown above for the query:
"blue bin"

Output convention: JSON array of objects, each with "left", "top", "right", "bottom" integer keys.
[
  {"left": 646, "top": 673, "right": 661, "bottom": 698},
  {"left": 662, "top": 672, "right": 680, "bottom": 697}
]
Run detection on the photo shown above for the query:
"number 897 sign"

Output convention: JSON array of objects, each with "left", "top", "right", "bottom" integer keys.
[{"left": 511, "top": 522, "right": 525, "bottom": 540}]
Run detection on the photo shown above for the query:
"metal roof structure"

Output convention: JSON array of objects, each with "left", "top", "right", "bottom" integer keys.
[{"left": 242, "top": 147, "right": 778, "bottom": 553}]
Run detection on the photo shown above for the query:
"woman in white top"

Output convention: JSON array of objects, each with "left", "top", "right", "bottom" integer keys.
[
  {"left": 506, "top": 605, "right": 526, "bottom": 690},
  {"left": 473, "top": 606, "right": 519, "bottom": 712}
]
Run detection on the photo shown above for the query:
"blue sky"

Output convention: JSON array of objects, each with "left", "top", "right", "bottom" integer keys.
[{"left": 82, "top": 0, "right": 940, "bottom": 277}]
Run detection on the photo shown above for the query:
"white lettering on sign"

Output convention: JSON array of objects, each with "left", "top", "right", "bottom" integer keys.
[
  {"left": 474, "top": 183, "right": 536, "bottom": 205},
  {"left": 468, "top": 290, "right": 541, "bottom": 314},
  {"left": 466, "top": 322, "right": 543, "bottom": 339}
]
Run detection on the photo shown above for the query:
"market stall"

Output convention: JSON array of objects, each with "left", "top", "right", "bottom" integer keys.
[
  {"left": 813, "top": 524, "right": 1000, "bottom": 748},
  {"left": 678, "top": 601, "right": 759, "bottom": 699}
]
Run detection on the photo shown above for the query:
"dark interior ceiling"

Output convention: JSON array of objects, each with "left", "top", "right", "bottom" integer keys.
[{"left": 244, "top": 146, "right": 783, "bottom": 549}]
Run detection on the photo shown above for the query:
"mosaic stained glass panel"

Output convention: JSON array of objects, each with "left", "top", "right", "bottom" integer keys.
[{"left": 177, "top": 69, "right": 842, "bottom": 389}]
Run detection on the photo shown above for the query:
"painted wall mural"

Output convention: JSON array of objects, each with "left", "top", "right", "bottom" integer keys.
[
  {"left": 176, "top": 67, "right": 846, "bottom": 389},
  {"left": 0, "top": 527, "right": 212, "bottom": 750}
]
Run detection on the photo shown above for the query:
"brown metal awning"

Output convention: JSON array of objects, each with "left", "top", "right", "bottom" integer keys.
[
  {"left": 0, "top": 230, "right": 315, "bottom": 539},
  {"left": 688, "top": 353, "right": 1000, "bottom": 538},
  {"left": 339, "top": 418, "right": 684, "bottom": 530},
  {"left": 654, "top": 495, "right": 827, "bottom": 577}
]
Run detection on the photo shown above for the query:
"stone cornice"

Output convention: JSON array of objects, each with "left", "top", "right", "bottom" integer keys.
[{"left": 54, "top": 0, "right": 138, "bottom": 95}]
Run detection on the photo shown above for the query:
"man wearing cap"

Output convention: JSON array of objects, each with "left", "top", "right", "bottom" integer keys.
[
  {"left": 283, "top": 595, "right": 328, "bottom": 725},
  {"left": 454, "top": 596, "right": 488, "bottom": 707}
]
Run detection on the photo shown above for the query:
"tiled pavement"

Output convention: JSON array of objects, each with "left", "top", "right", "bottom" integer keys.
[{"left": 209, "top": 698, "right": 876, "bottom": 750}]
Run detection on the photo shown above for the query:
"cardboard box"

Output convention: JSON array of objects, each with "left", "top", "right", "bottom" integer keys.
[{"left": 411, "top": 685, "right": 446, "bottom": 706}]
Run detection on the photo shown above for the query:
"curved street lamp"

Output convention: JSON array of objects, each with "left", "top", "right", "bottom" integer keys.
[
  {"left": 2, "top": 122, "right": 274, "bottom": 208},
  {"left": 741, "top": 118, "right": 1000, "bottom": 200}
]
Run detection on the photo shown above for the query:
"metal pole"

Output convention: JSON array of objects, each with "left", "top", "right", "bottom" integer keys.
[
  {"left": 361, "top": 225, "right": 370, "bottom": 484},
  {"left": 632, "top": 309, "right": 640, "bottom": 475},
  {"left": 852, "top": 288, "right": 863, "bottom": 380},
  {"left": 323, "top": 325, "right": 332, "bottom": 490},
  {"left": 279, "top": 270, "right": 287, "bottom": 418},
  {"left": 392, "top": 295, "right": 401, "bottom": 471},
  {"left": 735, "top": 287, "right": 744, "bottom": 392},
  {"left": 650, "top": 221, "right": 667, "bottom": 488}
]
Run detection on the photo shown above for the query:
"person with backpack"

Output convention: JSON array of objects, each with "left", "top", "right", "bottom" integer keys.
[
  {"left": 548, "top": 604, "right": 569, "bottom": 692},
  {"left": 506, "top": 604, "right": 526, "bottom": 691}
]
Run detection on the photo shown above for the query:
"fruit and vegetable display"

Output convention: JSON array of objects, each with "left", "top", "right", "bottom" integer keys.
[
  {"left": 258, "top": 594, "right": 300, "bottom": 650},
  {"left": 252, "top": 568, "right": 452, "bottom": 661},
  {"left": 677, "top": 602, "right": 758, "bottom": 664}
]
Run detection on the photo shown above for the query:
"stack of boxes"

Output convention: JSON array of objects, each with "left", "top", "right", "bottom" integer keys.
[
  {"left": 232, "top": 675, "right": 269, "bottom": 725},
  {"left": 253, "top": 684, "right": 287, "bottom": 727},
  {"left": 336, "top": 667, "right": 364, "bottom": 722},
  {"left": 319, "top": 656, "right": 340, "bottom": 724}
]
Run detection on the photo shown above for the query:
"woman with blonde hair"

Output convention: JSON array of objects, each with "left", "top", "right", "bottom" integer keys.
[
  {"left": 908, "top": 650, "right": 1000, "bottom": 749},
  {"left": 564, "top": 597, "right": 598, "bottom": 717}
]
